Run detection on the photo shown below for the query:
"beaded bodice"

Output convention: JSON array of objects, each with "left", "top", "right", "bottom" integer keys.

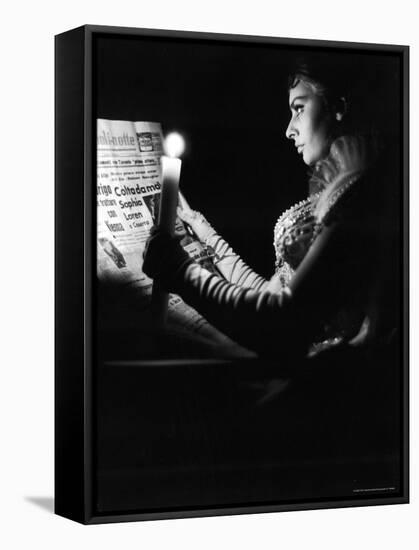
[
  {"left": 273, "top": 172, "right": 359, "bottom": 289},
  {"left": 271, "top": 173, "right": 365, "bottom": 353},
  {"left": 274, "top": 192, "right": 321, "bottom": 276}
]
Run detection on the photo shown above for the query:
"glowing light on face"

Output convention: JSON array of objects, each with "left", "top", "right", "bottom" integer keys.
[
  {"left": 164, "top": 132, "right": 185, "bottom": 158},
  {"left": 285, "top": 80, "right": 334, "bottom": 166}
]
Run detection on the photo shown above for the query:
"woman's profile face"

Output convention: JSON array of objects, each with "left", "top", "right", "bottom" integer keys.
[{"left": 285, "top": 80, "right": 335, "bottom": 166}]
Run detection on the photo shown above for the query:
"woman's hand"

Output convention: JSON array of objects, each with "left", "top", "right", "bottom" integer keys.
[
  {"left": 177, "top": 207, "right": 216, "bottom": 243},
  {"left": 143, "top": 227, "right": 193, "bottom": 289},
  {"left": 320, "top": 135, "right": 369, "bottom": 185},
  {"left": 314, "top": 135, "right": 369, "bottom": 223}
]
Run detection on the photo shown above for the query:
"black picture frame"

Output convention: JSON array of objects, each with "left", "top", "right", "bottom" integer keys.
[{"left": 55, "top": 24, "right": 409, "bottom": 524}]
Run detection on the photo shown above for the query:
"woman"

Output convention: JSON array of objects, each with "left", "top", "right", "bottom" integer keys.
[{"left": 143, "top": 59, "right": 395, "bottom": 363}]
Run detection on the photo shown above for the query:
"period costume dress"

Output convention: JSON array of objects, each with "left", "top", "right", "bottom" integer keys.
[
  {"left": 144, "top": 136, "right": 391, "bottom": 361},
  {"left": 142, "top": 136, "right": 400, "bottom": 497}
]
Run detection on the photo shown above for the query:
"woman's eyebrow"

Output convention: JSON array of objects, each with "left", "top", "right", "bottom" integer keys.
[{"left": 290, "top": 95, "right": 309, "bottom": 108}]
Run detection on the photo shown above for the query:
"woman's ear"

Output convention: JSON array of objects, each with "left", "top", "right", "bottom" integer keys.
[{"left": 335, "top": 96, "right": 347, "bottom": 121}]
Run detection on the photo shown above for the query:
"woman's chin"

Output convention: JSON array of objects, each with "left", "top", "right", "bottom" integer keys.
[
  {"left": 301, "top": 150, "right": 313, "bottom": 166},
  {"left": 304, "top": 152, "right": 323, "bottom": 167},
  {"left": 302, "top": 154, "right": 313, "bottom": 166}
]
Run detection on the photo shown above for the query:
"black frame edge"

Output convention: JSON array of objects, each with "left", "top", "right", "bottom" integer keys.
[
  {"left": 84, "top": 24, "right": 409, "bottom": 51},
  {"left": 86, "top": 496, "right": 408, "bottom": 524},
  {"left": 55, "top": 25, "right": 89, "bottom": 524},
  {"left": 402, "top": 45, "right": 410, "bottom": 503},
  {"left": 55, "top": 25, "right": 410, "bottom": 524}
]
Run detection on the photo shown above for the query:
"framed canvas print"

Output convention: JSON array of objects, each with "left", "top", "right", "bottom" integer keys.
[{"left": 55, "top": 25, "right": 409, "bottom": 524}]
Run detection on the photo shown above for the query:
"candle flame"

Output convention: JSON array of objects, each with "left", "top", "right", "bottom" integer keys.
[{"left": 164, "top": 132, "right": 185, "bottom": 158}]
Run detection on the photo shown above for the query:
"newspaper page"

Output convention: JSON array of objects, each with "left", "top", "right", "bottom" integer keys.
[{"left": 97, "top": 119, "right": 254, "bottom": 357}]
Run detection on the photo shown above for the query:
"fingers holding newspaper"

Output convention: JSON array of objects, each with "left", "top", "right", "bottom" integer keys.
[
  {"left": 177, "top": 192, "right": 217, "bottom": 243},
  {"left": 176, "top": 208, "right": 213, "bottom": 243}
]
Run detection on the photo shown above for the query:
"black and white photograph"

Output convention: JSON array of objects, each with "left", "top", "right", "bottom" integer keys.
[
  {"left": 4, "top": 0, "right": 419, "bottom": 546},
  {"left": 55, "top": 26, "right": 408, "bottom": 523}
]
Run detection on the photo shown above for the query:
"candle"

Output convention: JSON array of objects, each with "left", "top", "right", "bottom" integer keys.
[
  {"left": 158, "top": 132, "right": 185, "bottom": 235},
  {"left": 152, "top": 132, "right": 185, "bottom": 325},
  {"left": 158, "top": 156, "right": 182, "bottom": 235}
]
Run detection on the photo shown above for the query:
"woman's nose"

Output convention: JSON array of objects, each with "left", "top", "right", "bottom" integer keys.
[{"left": 285, "top": 117, "right": 296, "bottom": 140}]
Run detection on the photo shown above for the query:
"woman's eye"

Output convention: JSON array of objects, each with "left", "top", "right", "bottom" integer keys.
[{"left": 295, "top": 105, "right": 304, "bottom": 115}]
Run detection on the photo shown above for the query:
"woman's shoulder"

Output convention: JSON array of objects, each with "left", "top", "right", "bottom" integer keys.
[{"left": 312, "top": 135, "right": 378, "bottom": 225}]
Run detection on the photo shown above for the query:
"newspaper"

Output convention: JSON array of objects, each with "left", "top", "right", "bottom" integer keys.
[{"left": 97, "top": 119, "right": 254, "bottom": 358}]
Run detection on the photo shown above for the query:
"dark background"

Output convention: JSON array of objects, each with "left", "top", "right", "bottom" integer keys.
[
  {"left": 95, "top": 34, "right": 401, "bottom": 277},
  {"left": 93, "top": 33, "right": 404, "bottom": 516}
]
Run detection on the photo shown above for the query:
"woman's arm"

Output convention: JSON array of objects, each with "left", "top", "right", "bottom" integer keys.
[
  {"left": 144, "top": 211, "right": 364, "bottom": 358},
  {"left": 178, "top": 208, "right": 269, "bottom": 291}
]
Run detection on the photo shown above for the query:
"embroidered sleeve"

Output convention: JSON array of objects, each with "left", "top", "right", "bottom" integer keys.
[{"left": 203, "top": 231, "right": 269, "bottom": 292}]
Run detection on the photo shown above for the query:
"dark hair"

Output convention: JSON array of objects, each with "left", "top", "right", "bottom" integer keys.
[
  {"left": 288, "top": 57, "right": 350, "bottom": 100},
  {"left": 288, "top": 53, "right": 385, "bottom": 159}
]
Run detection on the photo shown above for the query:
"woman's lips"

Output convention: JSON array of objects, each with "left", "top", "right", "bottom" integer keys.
[{"left": 297, "top": 145, "right": 304, "bottom": 154}]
